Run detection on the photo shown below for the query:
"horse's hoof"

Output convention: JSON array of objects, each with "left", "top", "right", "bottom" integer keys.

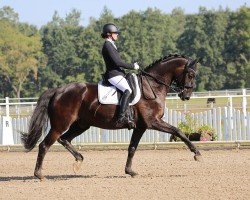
[
  {"left": 34, "top": 171, "right": 44, "bottom": 180},
  {"left": 73, "top": 160, "right": 82, "bottom": 174},
  {"left": 130, "top": 171, "right": 138, "bottom": 177},
  {"left": 125, "top": 170, "right": 138, "bottom": 177},
  {"left": 194, "top": 154, "right": 203, "bottom": 162}
]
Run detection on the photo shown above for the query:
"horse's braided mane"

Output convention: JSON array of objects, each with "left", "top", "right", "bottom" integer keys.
[{"left": 145, "top": 54, "right": 189, "bottom": 70}]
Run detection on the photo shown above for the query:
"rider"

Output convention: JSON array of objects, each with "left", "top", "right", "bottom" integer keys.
[{"left": 101, "top": 23, "right": 139, "bottom": 127}]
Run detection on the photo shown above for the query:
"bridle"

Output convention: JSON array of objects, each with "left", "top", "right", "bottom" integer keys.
[
  {"left": 139, "top": 59, "right": 197, "bottom": 96},
  {"left": 172, "top": 61, "right": 197, "bottom": 94}
]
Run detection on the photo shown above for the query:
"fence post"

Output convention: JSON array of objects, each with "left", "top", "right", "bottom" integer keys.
[
  {"left": 5, "top": 97, "right": 10, "bottom": 117},
  {"left": 2, "top": 97, "right": 14, "bottom": 145},
  {"left": 223, "top": 107, "right": 228, "bottom": 141},
  {"left": 217, "top": 107, "right": 222, "bottom": 140},
  {"left": 242, "top": 89, "right": 247, "bottom": 125},
  {"left": 228, "top": 96, "right": 234, "bottom": 135}
]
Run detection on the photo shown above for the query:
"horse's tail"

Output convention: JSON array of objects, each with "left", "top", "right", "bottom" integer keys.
[{"left": 21, "top": 88, "right": 57, "bottom": 152}]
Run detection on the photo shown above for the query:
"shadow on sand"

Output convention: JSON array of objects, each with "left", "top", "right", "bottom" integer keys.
[{"left": 0, "top": 174, "right": 97, "bottom": 182}]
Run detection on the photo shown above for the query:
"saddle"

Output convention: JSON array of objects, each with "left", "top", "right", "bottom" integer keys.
[
  {"left": 98, "top": 73, "right": 141, "bottom": 105},
  {"left": 98, "top": 73, "right": 141, "bottom": 129}
]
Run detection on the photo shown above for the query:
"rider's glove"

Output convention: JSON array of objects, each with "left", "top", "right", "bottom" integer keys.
[{"left": 134, "top": 62, "right": 140, "bottom": 70}]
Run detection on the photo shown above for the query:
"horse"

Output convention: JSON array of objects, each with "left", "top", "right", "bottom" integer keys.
[{"left": 21, "top": 54, "right": 201, "bottom": 180}]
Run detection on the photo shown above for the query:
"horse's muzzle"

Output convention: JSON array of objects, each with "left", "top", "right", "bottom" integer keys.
[{"left": 178, "top": 92, "right": 190, "bottom": 101}]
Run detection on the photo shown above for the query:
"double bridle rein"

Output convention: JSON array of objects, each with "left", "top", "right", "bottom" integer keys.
[{"left": 139, "top": 59, "right": 196, "bottom": 96}]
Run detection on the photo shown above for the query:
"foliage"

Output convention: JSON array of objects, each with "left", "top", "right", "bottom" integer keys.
[
  {"left": 177, "top": 114, "right": 199, "bottom": 135},
  {"left": 197, "top": 125, "right": 216, "bottom": 141},
  {"left": 177, "top": 113, "right": 216, "bottom": 141},
  {"left": 0, "top": 19, "right": 45, "bottom": 98},
  {"left": 0, "top": 5, "right": 249, "bottom": 97},
  {"left": 223, "top": 6, "right": 250, "bottom": 88}
]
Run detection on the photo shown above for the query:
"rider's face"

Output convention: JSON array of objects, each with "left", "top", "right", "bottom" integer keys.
[{"left": 111, "top": 32, "right": 118, "bottom": 41}]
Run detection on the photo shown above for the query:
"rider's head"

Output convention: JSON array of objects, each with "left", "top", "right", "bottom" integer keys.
[{"left": 101, "top": 23, "right": 120, "bottom": 41}]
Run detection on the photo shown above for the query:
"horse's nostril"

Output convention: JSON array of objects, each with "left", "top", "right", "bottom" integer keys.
[{"left": 186, "top": 97, "right": 190, "bottom": 100}]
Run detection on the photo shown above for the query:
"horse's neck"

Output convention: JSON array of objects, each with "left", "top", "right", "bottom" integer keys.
[
  {"left": 147, "top": 57, "right": 187, "bottom": 83},
  {"left": 141, "top": 66, "right": 172, "bottom": 101},
  {"left": 146, "top": 63, "right": 174, "bottom": 86}
]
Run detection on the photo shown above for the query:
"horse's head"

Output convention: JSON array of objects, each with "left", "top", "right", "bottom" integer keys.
[
  {"left": 175, "top": 58, "right": 199, "bottom": 101},
  {"left": 142, "top": 55, "right": 199, "bottom": 101}
]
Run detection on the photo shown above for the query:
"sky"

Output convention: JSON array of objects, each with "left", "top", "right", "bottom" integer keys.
[{"left": 0, "top": 0, "right": 249, "bottom": 27}]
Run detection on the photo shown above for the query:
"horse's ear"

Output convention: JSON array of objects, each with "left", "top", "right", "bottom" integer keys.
[
  {"left": 188, "top": 59, "right": 197, "bottom": 67},
  {"left": 191, "top": 58, "right": 201, "bottom": 70},
  {"left": 196, "top": 58, "right": 201, "bottom": 63}
]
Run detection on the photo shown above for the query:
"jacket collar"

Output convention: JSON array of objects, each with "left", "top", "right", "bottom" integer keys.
[{"left": 106, "top": 38, "right": 117, "bottom": 50}]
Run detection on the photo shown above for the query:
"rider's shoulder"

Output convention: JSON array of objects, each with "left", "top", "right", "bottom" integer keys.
[
  {"left": 104, "top": 40, "right": 113, "bottom": 46},
  {"left": 103, "top": 40, "right": 114, "bottom": 51}
]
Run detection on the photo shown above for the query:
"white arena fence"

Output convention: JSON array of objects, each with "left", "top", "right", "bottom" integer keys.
[
  {"left": 0, "top": 107, "right": 249, "bottom": 145},
  {"left": 0, "top": 89, "right": 249, "bottom": 145}
]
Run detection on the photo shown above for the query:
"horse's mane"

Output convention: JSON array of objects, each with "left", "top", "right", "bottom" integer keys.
[{"left": 145, "top": 54, "right": 189, "bottom": 70}]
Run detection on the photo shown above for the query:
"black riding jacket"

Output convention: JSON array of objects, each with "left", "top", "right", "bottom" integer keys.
[{"left": 102, "top": 40, "right": 134, "bottom": 79}]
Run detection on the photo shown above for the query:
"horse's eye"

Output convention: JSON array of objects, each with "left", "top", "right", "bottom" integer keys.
[{"left": 188, "top": 75, "right": 193, "bottom": 79}]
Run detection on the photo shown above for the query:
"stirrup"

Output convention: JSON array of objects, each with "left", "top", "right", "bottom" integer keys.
[
  {"left": 127, "top": 120, "right": 136, "bottom": 130},
  {"left": 116, "top": 115, "right": 136, "bottom": 129}
]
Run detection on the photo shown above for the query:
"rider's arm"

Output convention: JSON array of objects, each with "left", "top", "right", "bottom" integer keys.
[{"left": 104, "top": 42, "right": 134, "bottom": 70}]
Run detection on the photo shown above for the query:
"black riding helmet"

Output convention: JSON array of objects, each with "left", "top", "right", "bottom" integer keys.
[{"left": 101, "top": 23, "right": 120, "bottom": 38}]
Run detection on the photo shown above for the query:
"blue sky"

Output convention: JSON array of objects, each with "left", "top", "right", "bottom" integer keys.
[{"left": 0, "top": 0, "right": 249, "bottom": 27}]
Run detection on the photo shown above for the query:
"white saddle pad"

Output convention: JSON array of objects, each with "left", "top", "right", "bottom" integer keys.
[{"left": 98, "top": 74, "right": 141, "bottom": 105}]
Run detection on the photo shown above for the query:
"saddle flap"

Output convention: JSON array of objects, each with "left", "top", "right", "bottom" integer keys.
[
  {"left": 98, "top": 73, "right": 141, "bottom": 105},
  {"left": 141, "top": 76, "right": 156, "bottom": 100}
]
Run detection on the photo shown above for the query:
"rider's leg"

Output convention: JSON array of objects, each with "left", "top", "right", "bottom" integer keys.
[
  {"left": 118, "top": 89, "right": 131, "bottom": 120},
  {"left": 108, "top": 75, "right": 132, "bottom": 94},
  {"left": 108, "top": 76, "right": 134, "bottom": 127}
]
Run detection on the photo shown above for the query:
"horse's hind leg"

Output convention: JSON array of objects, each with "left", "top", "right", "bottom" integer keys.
[
  {"left": 125, "top": 128, "right": 146, "bottom": 177},
  {"left": 34, "top": 129, "right": 61, "bottom": 180},
  {"left": 58, "top": 122, "right": 90, "bottom": 162}
]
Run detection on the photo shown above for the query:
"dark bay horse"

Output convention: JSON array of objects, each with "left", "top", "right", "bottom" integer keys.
[{"left": 21, "top": 54, "right": 201, "bottom": 180}]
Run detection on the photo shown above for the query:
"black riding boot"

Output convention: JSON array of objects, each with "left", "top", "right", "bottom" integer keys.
[{"left": 117, "top": 90, "right": 135, "bottom": 129}]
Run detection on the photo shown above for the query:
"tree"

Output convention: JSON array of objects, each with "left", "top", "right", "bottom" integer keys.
[
  {"left": 177, "top": 13, "right": 208, "bottom": 91},
  {"left": 0, "top": 20, "right": 44, "bottom": 98},
  {"left": 78, "top": 7, "right": 114, "bottom": 82},
  {"left": 177, "top": 7, "right": 229, "bottom": 91},
  {"left": 223, "top": 6, "right": 250, "bottom": 88},
  {"left": 118, "top": 8, "right": 176, "bottom": 67},
  {"left": 41, "top": 10, "right": 86, "bottom": 88},
  {"left": 0, "top": 6, "right": 19, "bottom": 23}
]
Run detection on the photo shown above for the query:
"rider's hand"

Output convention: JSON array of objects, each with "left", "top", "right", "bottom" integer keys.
[{"left": 134, "top": 62, "right": 140, "bottom": 70}]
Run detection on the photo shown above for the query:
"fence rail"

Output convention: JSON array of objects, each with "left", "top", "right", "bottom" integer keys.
[
  {"left": 0, "top": 88, "right": 249, "bottom": 145},
  {"left": 0, "top": 106, "right": 249, "bottom": 145}
]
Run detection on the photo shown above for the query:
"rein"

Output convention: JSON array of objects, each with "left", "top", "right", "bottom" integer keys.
[
  {"left": 139, "top": 70, "right": 171, "bottom": 88},
  {"left": 139, "top": 68, "right": 186, "bottom": 94},
  {"left": 139, "top": 57, "right": 197, "bottom": 96}
]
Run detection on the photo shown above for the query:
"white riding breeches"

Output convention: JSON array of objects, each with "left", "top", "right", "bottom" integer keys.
[{"left": 108, "top": 75, "right": 132, "bottom": 93}]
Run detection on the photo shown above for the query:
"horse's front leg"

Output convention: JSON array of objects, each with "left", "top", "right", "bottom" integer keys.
[
  {"left": 125, "top": 128, "right": 146, "bottom": 177},
  {"left": 152, "top": 119, "right": 202, "bottom": 161}
]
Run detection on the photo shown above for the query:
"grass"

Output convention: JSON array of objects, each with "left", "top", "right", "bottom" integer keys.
[{"left": 165, "top": 96, "right": 250, "bottom": 113}]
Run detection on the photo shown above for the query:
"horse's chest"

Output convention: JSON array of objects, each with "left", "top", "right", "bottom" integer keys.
[{"left": 143, "top": 101, "right": 164, "bottom": 118}]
